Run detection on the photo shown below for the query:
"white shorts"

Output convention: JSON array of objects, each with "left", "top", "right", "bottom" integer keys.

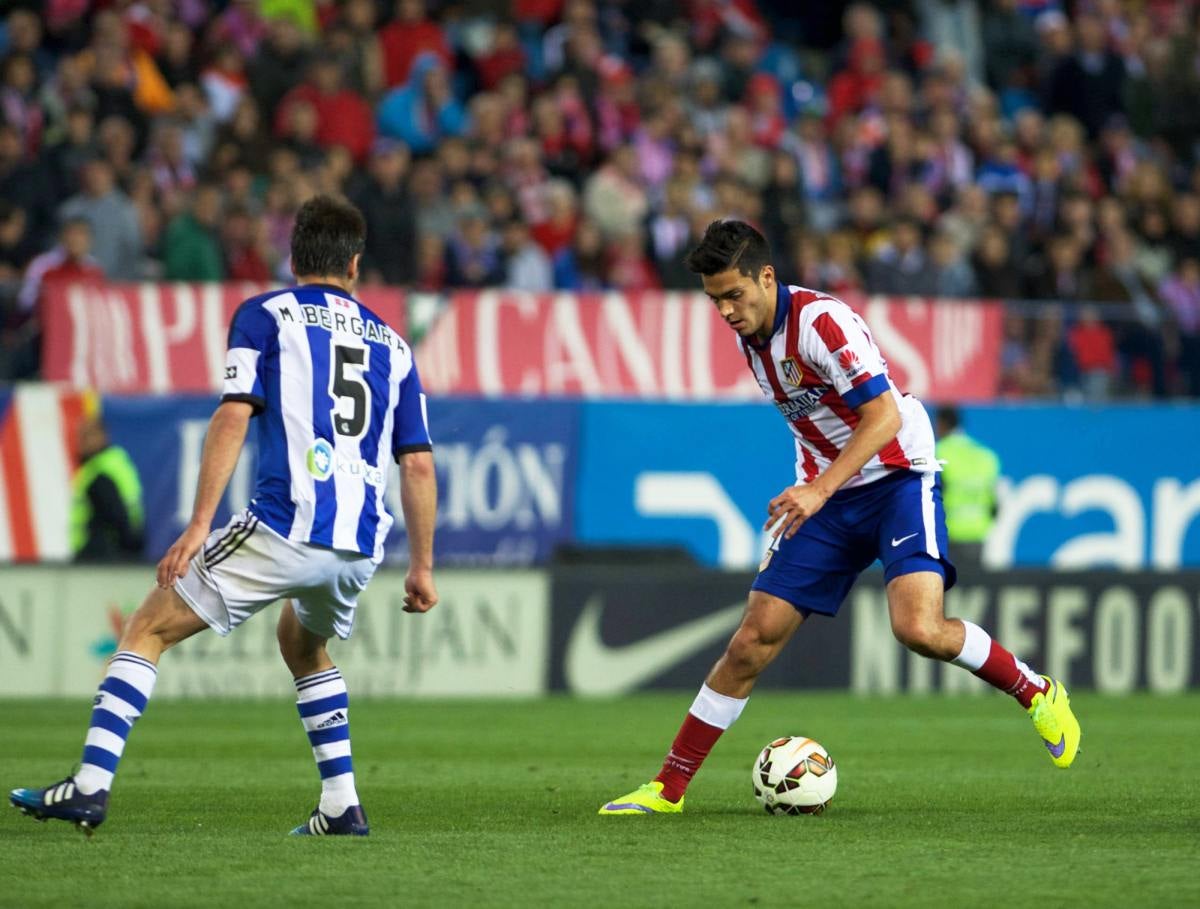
[{"left": 175, "top": 509, "right": 377, "bottom": 640}]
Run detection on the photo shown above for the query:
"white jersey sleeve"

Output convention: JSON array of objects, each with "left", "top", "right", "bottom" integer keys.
[{"left": 798, "top": 301, "right": 891, "bottom": 410}]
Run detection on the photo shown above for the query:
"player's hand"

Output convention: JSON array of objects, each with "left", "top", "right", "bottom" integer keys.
[
  {"left": 403, "top": 568, "right": 438, "bottom": 613},
  {"left": 156, "top": 522, "right": 209, "bottom": 589},
  {"left": 765, "top": 484, "right": 831, "bottom": 540}
]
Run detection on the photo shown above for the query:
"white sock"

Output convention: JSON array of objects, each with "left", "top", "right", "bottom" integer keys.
[
  {"left": 294, "top": 667, "right": 359, "bottom": 817},
  {"left": 688, "top": 683, "right": 748, "bottom": 730},
  {"left": 951, "top": 620, "right": 992, "bottom": 671},
  {"left": 76, "top": 651, "right": 158, "bottom": 795}
]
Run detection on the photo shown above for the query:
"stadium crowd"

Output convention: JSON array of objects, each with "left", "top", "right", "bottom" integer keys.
[{"left": 0, "top": 0, "right": 1199, "bottom": 399}]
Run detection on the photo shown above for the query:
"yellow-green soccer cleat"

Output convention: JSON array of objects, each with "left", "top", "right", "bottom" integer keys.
[
  {"left": 598, "top": 781, "right": 684, "bottom": 815},
  {"left": 1028, "top": 676, "right": 1081, "bottom": 768}
]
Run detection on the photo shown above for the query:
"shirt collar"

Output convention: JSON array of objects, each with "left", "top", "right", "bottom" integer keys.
[{"left": 747, "top": 281, "right": 789, "bottom": 350}]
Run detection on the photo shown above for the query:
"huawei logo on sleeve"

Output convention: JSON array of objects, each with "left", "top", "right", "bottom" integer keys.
[{"left": 837, "top": 348, "right": 865, "bottom": 378}]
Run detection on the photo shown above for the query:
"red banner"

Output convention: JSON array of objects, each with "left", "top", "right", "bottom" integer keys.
[
  {"left": 417, "top": 291, "right": 1003, "bottom": 402},
  {"left": 41, "top": 283, "right": 1001, "bottom": 400},
  {"left": 41, "top": 282, "right": 407, "bottom": 393}
]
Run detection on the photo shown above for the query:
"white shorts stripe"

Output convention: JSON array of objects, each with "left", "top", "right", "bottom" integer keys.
[{"left": 921, "top": 472, "right": 940, "bottom": 560}]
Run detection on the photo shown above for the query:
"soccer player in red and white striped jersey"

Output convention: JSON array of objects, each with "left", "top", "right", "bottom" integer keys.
[{"left": 599, "top": 221, "right": 1082, "bottom": 816}]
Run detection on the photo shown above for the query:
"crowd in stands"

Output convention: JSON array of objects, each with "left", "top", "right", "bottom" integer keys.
[{"left": 1, "top": 0, "right": 1199, "bottom": 399}]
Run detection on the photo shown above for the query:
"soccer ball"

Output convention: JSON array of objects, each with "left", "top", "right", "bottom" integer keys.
[{"left": 752, "top": 736, "right": 837, "bottom": 815}]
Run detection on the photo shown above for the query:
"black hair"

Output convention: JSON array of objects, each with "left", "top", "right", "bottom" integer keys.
[
  {"left": 938, "top": 406, "right": 961, "bottom": 432},
  {"left": 290, "top": 194, "right": 366, "bottom": 278},
  {"left": 684, "top": 219, "right": 772, "bottom": 278}
]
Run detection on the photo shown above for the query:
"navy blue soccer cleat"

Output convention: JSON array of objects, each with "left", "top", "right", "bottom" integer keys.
[
  {"left": 289, "top": 804, "right": 369, "bottom": 837},
  {"left": 10, "top": 777, "right": 109, "bottom": 836}
]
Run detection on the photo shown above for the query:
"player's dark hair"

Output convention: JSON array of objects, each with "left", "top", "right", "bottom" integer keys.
[
  {"left": 938, "top": 406, "right": 961, "bottom": 432},
  {"left": 290, "top": 194, "right": 367, "bottom": 278},
  {"left": 684, "top": 220, "right": 772, "bottom": 279}
]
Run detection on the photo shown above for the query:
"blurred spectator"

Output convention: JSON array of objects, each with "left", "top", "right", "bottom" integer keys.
[
  {"left": 1094, "top": 228, "right": 1167, "bottom": 396},
  {"left": 1028, "top": 234, "right": 1092, "bottom": 302},
  {"left": 930, "top": 229, "right": 978, "bottom": 297},
  {"left": 1067, "top": 306, "right": 1117, "bottom": 400},
  {"left": 221, "top": 206, "right": 272, "bottom": 282},
  {"left": 72, "top": 415, "right": 144, "bottom": 563},
  {"left": 1045, "top": 12, "right": 1126, "bottom": 139},
  {"left": 353, "top": 139, "right": 417, "bottom": 285},
  {"left": 0, "top": 202, "right": 36, "bottom": 281},
  {"left": 377, "top": 53, "right": 466, "bottom": 155},
  {"left": 607, "top": 230, "right": 660, "bottom": 292},
  {"left": 5, "top": 10, "right": 54, "bottom": 82},
  {"left": 476, "top": 21, "right": 527, "bottom": 91},
  {"left": 163, "top": 183, "right": 223, "bottom": 281},
  {"left": 201, "top": 44, "right": 249, "bottom": 123},
  {"left": 17, "top": 217, "right": 104, "bottom": 314},
  {"left": 817, "top": 231, "right": 864, "bottom": 296},
  {"left": 58, "top": 157, "right": 141, "bottom": 279},
  {"left": 379, "top": 0, "right": 452, "bottom": 89},
  {"left": 759, "top": 151, "right": 806, "bottom": 256},
  {"left": 1159, "top": 258, "right": 1200, "bottom": 397},
  {"left": 583, "top": 145, "right": 648, "bottom": 239},
  {"left": 982, "top": 0, "right": 1037, "bottom": 93},
  {"left": 553, "top": 219, "right": 608, "bottom": 291},
  {"left": 866, "top": 217, "right": 936, "bottom": 295},
  {"left": 935, "top": 405, "right": 1000, "bottom": 570},
  {"left": 972, "top": 224, "right": 1022, "bottom": 298},
  {"left": 646, "top": 178, "right": 696, "bottom": 289},
  {"left": 276, "top": 57, "right": 375, "bottom": 164},
  {"left": 533, "top": 179, "right": 580, "bottom": 259},
  {"left": 248, "top": 15, "right": 310, "bottom": 119},
  {"left": 210, "top": 0, "right": 269, "bottom": 59},
  {"left": 445, "top": 212, "right": 503, "bottom": 287},
  {"left": 502, "top": 219, "right": 554, "bottom": 291}
]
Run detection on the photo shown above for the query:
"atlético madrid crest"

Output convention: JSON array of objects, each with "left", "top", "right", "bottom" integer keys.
[{"left": 780, "top": 357, "right": 803, "bottom": 386}]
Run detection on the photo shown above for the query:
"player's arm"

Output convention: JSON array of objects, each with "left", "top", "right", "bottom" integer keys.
[
  {"left": 157, "top": 400, "right": 253, "bottom": 587},
  {"left": 393, "top": 356, "right": 438, "bottom": 613},
  {"left": 766, "top": 394, "right": 900, "bottom": 539},
  {"left": 767, "top": 305, "right": 901, "bottom": 539},
  {"left": 158, "top": 300, "right": 270, "bottom": 587},
  {"left": 398, "top": 450, "right": 437, "bottom": 613}
]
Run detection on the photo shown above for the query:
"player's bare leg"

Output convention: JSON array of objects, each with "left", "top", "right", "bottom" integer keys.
[
  {"left": 886, "top": 568, "right": 1081, "bottom": 767},
  {"left": 9, "top": 585, "right": 207, "bottom": 833},
  {"left": 599, "top": 592, "right": 804, "bottom": 814},
  {"left": 705, "top": 592, "right": 806, "bottom": 698},
  {"left": 885, "top": 570, "right": 963, "bottom": 660},
  {"left": 278, "top": 601, "right": 368, "bottom": 835},
  {"left": 120, "top": 585, "right": 211, "bottom": 662},
  {"left": 276, "top": 599, "right": 334, "bottom": 677}
]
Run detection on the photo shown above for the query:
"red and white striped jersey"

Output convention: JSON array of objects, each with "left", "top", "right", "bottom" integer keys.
[{"left": 739, "top": 283, "right": 938, "bottom": 489}]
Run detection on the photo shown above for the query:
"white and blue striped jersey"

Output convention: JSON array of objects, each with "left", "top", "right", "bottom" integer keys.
[{"left": 221, "top": 283, "right": 431, "bottom": 561}]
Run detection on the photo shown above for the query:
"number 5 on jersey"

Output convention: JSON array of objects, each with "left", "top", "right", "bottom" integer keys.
[{"left": 331, "top": 343, "right": 370, "bottom": 439}]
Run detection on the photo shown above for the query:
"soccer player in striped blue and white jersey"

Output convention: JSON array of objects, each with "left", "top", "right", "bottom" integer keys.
[{"left": 10, "top": 195, "right": 438, "bottom": 837}]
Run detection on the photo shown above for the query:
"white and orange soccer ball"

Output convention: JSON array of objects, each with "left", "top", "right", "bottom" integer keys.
[{"left": 752, "top": 736, "right": 837, "bottom": 815}]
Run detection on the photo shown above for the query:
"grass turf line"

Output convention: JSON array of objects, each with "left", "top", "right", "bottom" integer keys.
[{"left": 2, "top": 694, "right": 1198, "bottom": 909}]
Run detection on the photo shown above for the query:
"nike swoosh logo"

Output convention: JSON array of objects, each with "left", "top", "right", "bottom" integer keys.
[
  {"left": 565, "top": 595, "right": 744, "bottom": 696},
  {"left": 1045, "top": 735, "right": 1066, "bottom": 758},
  {"left": 891, "top": 532, "right": 919, "bottom": 547}
]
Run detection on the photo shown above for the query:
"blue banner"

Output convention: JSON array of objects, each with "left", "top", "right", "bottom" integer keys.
[
  {"left": 98, "top": 395, "right": 1200, "bottom": 569},
  {"left": 574, "top": 402, "right": 1200, "bottom": 569},
  {"left": 103, "top": 397, "right": 579, "bottom": 566}
]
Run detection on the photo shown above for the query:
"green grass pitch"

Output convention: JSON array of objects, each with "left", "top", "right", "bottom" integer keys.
[{"left": 3, "top": 693, "right": 1198, "bottom": 908}]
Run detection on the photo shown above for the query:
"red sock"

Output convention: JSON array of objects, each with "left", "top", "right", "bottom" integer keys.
[
  {"left": 653, "top": 713, "right": 725, "bottom": 803},
  {"left": 973, "top": 640, "right": 1049, "bottom": 708}
]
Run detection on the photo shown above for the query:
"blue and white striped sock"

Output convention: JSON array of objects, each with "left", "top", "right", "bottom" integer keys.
[
  {"left": 295, "top": 667, "right": 359, "bottom": 817},
  {"left": 75, "top": 651, "right": 158, "bottom": 795}
]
